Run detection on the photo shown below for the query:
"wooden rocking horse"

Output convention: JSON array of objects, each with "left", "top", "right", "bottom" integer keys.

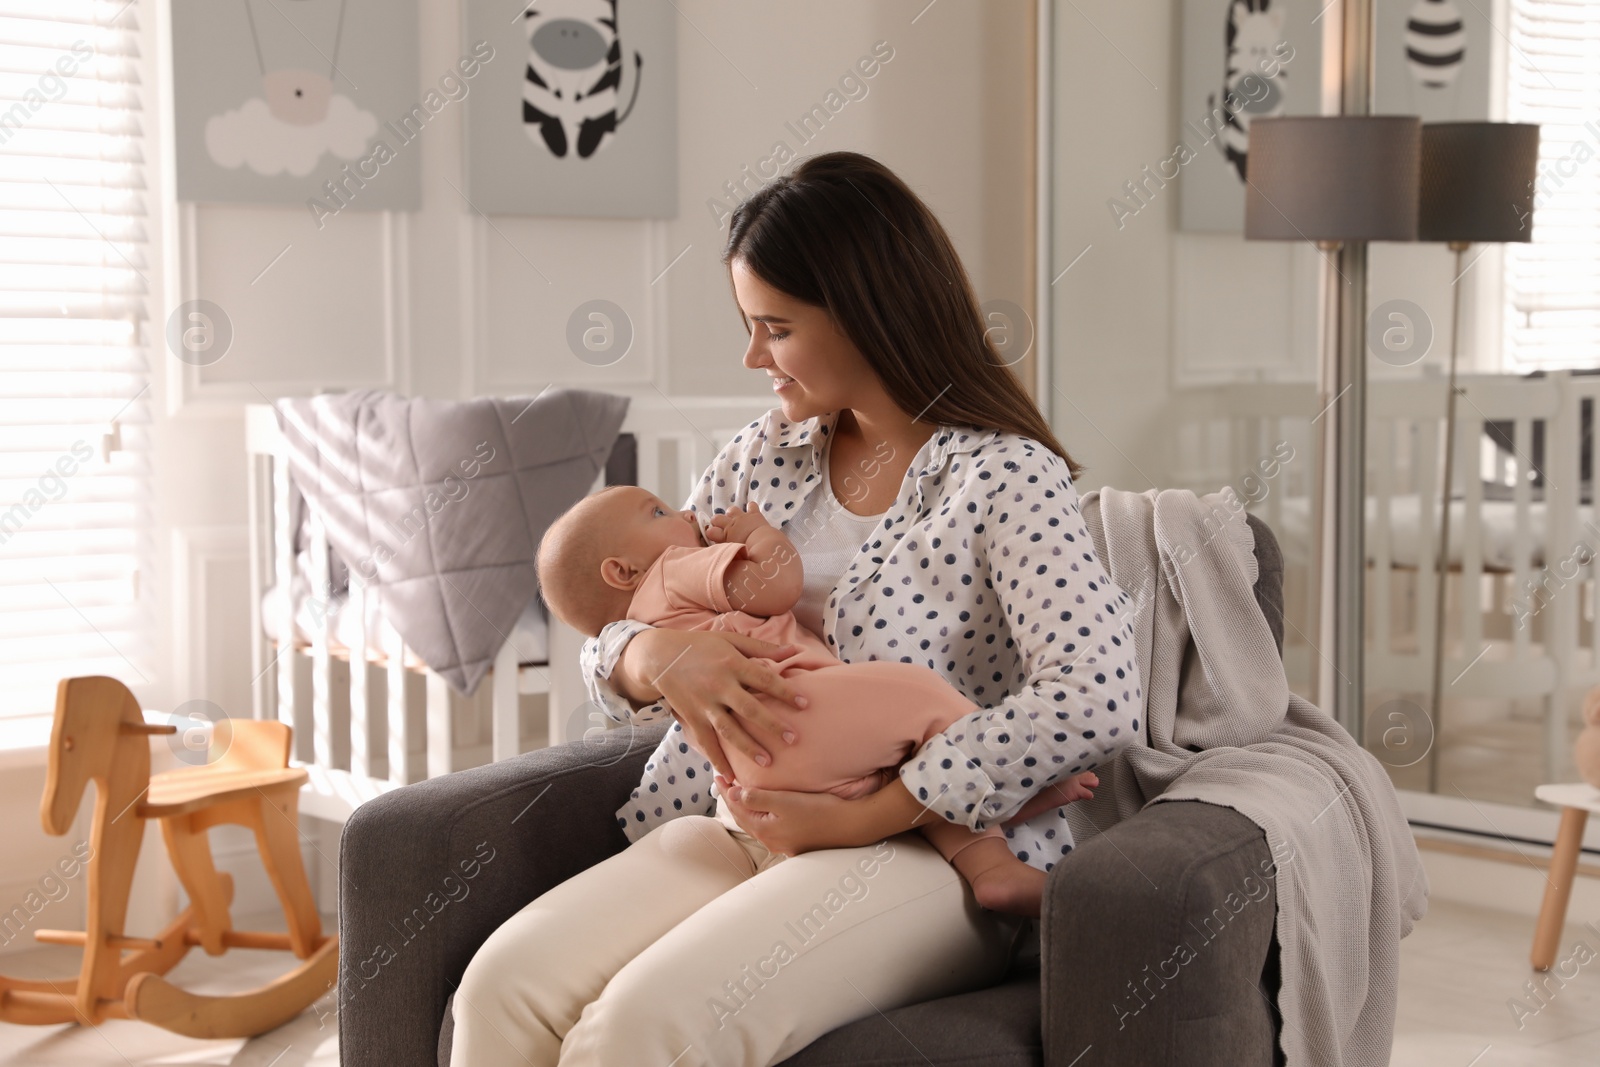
[{"left": 0, "top": 676, "right": 338, "bottom": 1039}]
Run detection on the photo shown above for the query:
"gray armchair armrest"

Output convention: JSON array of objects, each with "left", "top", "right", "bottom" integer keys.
[
  {"left": 338, "top": 722, "right": 670, "bottom": 1067},
  {"left": 1041, "top": 800, "right": 1281, "bottom": 1066}
]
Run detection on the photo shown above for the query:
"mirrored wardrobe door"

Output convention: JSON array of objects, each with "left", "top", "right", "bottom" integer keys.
[
  {"left": 1041, "top": 0, "right": 1326, "bottom": 703},
  {"left": 1365, "top": 0, "right": 1600, "bottom": 839}
]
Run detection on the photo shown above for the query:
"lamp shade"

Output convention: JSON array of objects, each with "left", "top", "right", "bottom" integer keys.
[
  {"left": 1244, "top": 116, "right": 1421, "bottom": 242},
  {"left": 1418, "top": 122, "right": 1541, "bottom": 243}
]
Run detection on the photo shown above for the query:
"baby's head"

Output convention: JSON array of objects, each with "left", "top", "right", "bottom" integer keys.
[{"left": 538, "top": 485, "right": 706, "bottom": 637}]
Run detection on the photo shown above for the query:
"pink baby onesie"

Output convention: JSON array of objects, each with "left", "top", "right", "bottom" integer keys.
[{"left": 625, "top": 540, "right": 1004, "bottom": 862}]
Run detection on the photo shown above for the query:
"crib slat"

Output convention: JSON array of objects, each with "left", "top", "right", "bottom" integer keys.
[
  {"left": 386, "top": 617, "right": 411, "bottom": 785},
  {"left": 1416, "top": 404, "right": 1441, "bottom": 691},
  {"left": 308, "top": 514, "right": 335, "bottom": 771},
  {"left": 1581, "top": 385, "right": 1600, "bottom": 670},
  {"left": 247, "top": 453, "right": 267, "bottom": 720},
  {"left": 426, "top": 672, "right": 452, "bottom": 779},
  {"left": 273, "top": 455, "right": 301, "bottom": 755},
  {"left": 691, "top": 435, "right": 718, "bottom": 498},
  {"left": 638, "top": 434, "right": 661, "bottom": 497},
  {"left": 1544, "top": 370, "right": 1583, "bottom": 780},
  {"left": 1370, "top": 419, "right": 1393, "bottom": 656},
  {"left": 676, "top": 434, "right": 699, "bottom": 510},
  {"left": 349, "top": 576, "right": 373, "bottom": 780},
  {"left": 1511, "top": 416, "right": 1533, "bottom": 666},
  {"left": 1456, "top": 401, "right": 1484, "bottom": 658},
  {"left": 492, "top": 640, "right": 519, "bottom": 763},
  {"left": 1239, "top": 415, "right": 1261, "bottom": 512},
  {"left": 1588, "top": 392, "right": 1599, "bottom": 667},
  {"left": 1260, "top": 419, "right": 1285, "bottom": 536}
]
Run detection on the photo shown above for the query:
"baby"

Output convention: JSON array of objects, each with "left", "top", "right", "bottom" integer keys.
[{"left": 537, "top": 485, "right": 1098, "bottom": 917}]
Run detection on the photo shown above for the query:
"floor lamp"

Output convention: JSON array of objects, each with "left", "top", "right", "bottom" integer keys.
[
  {"left": 1244, "top": 116, "right": 1421, "bottom": 729},
  {"left": 1418, "top": 122, "right": 1541, "bottom": 792}
]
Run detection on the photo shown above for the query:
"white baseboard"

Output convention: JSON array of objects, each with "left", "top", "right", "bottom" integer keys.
[{"left": 1418, "top": 843, "right": 1600, "bottom": 932}]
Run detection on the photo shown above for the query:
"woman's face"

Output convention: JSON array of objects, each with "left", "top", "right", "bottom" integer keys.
[{"left": 730, "top": 257, "right": 877, "bottom": 423}]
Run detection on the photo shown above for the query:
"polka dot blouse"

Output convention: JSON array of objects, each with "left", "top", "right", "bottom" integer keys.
[{"left": 578, "top": 407, "right": 1143, "bottom": 874}]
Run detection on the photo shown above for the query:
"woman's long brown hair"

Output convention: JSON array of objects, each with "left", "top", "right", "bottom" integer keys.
[{"left": 721, "top": 150, "right": 1083, "bottom": 480}]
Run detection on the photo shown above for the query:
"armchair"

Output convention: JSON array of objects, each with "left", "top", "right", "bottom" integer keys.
[{"left": 339, "top": 514, "right": 1289, "bottom": 1067}]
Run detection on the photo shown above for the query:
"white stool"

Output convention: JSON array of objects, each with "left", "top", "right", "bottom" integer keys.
[{"left": 1531, "top": 783, "right": 1600, "bottom": 971}]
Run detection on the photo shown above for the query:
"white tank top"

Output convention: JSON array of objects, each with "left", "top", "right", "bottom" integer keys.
[{"left": 785, "top": 449, "right": 887, "bottom": 641}]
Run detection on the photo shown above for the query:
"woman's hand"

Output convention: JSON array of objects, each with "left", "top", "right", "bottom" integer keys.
[
  {"left": 715, "top": 777, "right": 862, "bottom": 856},
  {"left": 716, "top": 774, "right": 939, "bottom": 855},
  {"left": 611, "top": 627, "right": 808, "bottom": 780}
]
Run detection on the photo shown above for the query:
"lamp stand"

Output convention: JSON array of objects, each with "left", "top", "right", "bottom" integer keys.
[
  {"left": 1308, "top": 238, "right": 1370, "bottom": 737},
  {"left": 1310, "top": 239, "right": 1343, "bottom": 720},
  {"left": 1426, "top": 239, "right": 1470, "bottom": 792}
]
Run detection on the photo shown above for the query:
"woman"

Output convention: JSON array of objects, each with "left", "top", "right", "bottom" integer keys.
[{"left": 450, "top": 151, "right": 1142, "bottom": 1066}]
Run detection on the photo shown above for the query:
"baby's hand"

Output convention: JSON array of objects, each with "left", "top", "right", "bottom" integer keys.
[
  {"left": 706, "top": 504, "right": 774, "bottom": 545},
  {"left": 999, "top": 771, "right": 1099, "bottom": 829}
]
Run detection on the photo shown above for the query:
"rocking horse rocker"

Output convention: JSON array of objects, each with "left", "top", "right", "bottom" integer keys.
[{"left": 0, "top": 676, "right": 338, "bottom": 1039}]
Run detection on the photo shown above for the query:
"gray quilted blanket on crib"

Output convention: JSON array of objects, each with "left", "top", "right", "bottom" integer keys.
[{"left": 274, "top": 389, "right": 629, "bottom": 695}]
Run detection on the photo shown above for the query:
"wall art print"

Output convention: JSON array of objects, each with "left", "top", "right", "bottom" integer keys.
[
  {"left": 1374, "top": 0, "right": 1491, "bottom": 123},
  {"left": 463, "top": 0, "right": 677, "bottom": 218},
  {"left": 172, "top": 0, "right": 421, "bottom": 211},
  {"left": 1178, "top": 0, "right": 1324, "bottom": 234}
]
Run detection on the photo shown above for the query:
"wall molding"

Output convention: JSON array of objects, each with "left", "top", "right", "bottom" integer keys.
[
  {"left": 170, "top": 523, "right": 249, "bottom": 706},
  {"left": 463, "top": 216, "right": 666, "bottom": 398},
  {"left": 166, "top": 204, "right": 410, "bottom": 415}
]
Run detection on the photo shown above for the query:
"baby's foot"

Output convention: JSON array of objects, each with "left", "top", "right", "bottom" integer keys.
[{"left": 970, "top": 862, "right": 1047, "bottom": 918}]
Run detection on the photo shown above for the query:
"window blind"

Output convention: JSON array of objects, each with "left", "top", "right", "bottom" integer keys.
[
  {"left": 0, "top": 0, "right": 150, "bottom": 722},
  {"left": 1504, "top": 0, "right": 1600, "bottom": 370}
]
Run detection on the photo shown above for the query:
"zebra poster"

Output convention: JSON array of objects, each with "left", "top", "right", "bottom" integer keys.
[
  {"left": 463, "top": 0, "right": 677, "bottom": 218},
  {"left": 1373, "top": 0, "right": 1491, "bottom": 123},
  {"left": 1177, "top": 0, "right": 1324, "bottom": 234},
  {"left": 171, "top": 0, "right": 421, "bottom": 210}
]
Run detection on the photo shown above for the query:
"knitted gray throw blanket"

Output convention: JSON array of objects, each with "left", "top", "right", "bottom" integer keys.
[{"left": 1069, "top": 487, "right": 1428, "bottom": 1067}]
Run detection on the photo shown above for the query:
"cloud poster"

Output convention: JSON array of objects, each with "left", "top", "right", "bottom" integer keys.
[{"left": 172, "top": 0, "right": 421, "bottom": 211}]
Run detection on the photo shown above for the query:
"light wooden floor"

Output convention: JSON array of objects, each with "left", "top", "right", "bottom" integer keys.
[
  {"left": 2, "top": 897, "right": 1598, "bottom": 1064},
  {"left": 0, "top": 911, "right": 339, "bottom": 1067},
  {"left": 1393, "top": 899, "right": 1600, "bottom": 1066}
]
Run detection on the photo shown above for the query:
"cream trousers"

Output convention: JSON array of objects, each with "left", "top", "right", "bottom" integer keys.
[{"left": 449, "top": 798, "right": 1026, "bottom": 1067}]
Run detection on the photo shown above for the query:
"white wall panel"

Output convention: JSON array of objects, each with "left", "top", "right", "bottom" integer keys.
[
  {"left": 187, "top": 205, "right": 398, "bottom": 394},
  {"left": 477, "top": 216, "right": 662, "bottom": 391}
]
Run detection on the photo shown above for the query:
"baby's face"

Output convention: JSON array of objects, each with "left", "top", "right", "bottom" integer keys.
[{"left": 602, "top": 486, "right": 706, "bottom": 563}]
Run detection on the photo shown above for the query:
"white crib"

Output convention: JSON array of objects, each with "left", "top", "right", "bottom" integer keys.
[
  {"left": 1171, "top": 367, "right": 1600, "bottom": 780},
  {"left": 244, "top": 395, "right": 774, "bottom": 824}
]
